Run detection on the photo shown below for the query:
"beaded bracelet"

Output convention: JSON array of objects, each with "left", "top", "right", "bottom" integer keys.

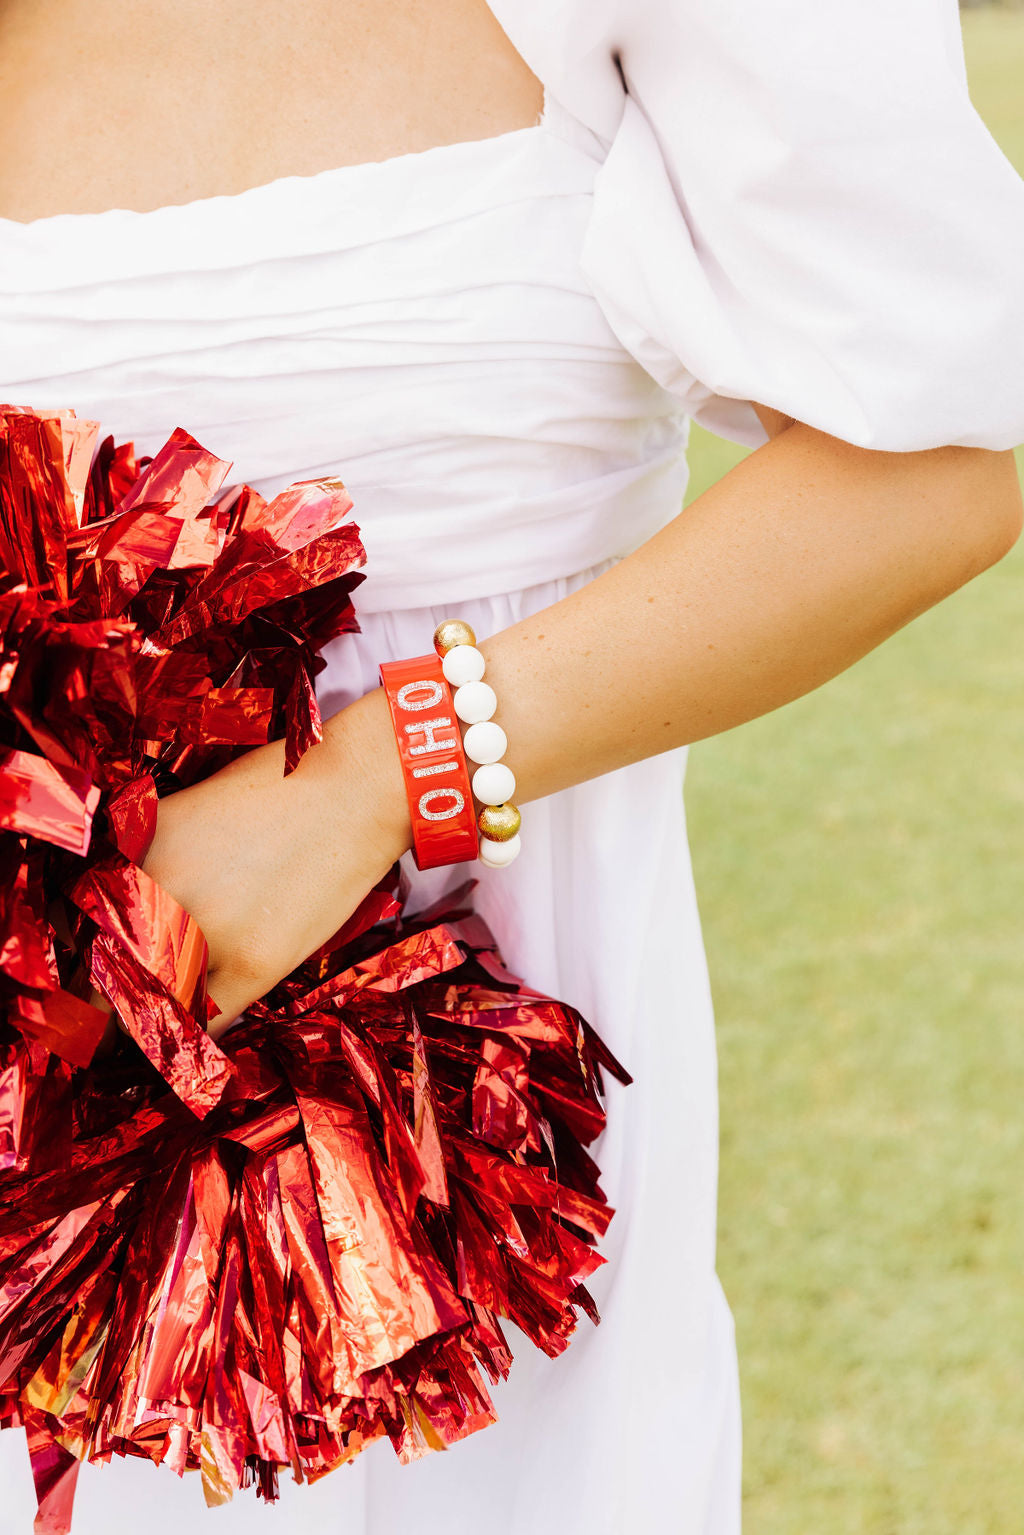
[{"left": 433, "top": 619, "right": 521, "bottom": 868}]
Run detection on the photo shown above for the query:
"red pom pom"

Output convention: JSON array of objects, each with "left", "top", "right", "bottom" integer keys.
[{"left": 0, "top": 409, "right": 629, "bottom": 1530}]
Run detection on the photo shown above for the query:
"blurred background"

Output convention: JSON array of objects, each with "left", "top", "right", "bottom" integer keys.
[{"left": 683, "top": 6, "right": 1024, "bottom": 1531}]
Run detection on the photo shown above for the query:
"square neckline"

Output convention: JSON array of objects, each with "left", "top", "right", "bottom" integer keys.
[{"left": 0, "top": 1, "right": 552, "bottom": 233}]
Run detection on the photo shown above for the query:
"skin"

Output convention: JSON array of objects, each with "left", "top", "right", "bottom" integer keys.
[{"left": 1, "top": 0, "right": 1020, "bottom": 1032}]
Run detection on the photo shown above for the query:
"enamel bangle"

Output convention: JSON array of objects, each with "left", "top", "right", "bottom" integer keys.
[{"left": 379, "top": 654, "right": 479, "bottom": 871}]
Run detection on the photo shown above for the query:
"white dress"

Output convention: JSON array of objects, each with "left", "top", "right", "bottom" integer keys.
[{"left": 0, "top": 101, "right": 738, "bottom": 1533}]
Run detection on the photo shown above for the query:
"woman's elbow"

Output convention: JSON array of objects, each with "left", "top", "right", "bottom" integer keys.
[
  {"left": 756, "top": 411, "right": 1023, "bottom": 574},
  {"left": 958, "top": 447, "right": 1023, "bottom": 575}
]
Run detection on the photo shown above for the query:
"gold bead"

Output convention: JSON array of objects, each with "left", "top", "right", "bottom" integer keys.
[
  {"left": 477, "top": 803, "right": 521, "bottom": 842},
  {"left": 433, "top": 618, "right": 477, "bottom": 656}
]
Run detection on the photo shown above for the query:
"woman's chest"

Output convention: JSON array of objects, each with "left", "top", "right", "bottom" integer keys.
[{"left": 0, "top": 0, "right": 542, "bottom": 220}]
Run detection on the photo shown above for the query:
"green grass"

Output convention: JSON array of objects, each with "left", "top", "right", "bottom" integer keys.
[
  {"left": 963, "top": 6, "right": 1024, "bottom": 172},
  {"left": 682, "top": 11, "right": 1024, "bottom": 1532}
]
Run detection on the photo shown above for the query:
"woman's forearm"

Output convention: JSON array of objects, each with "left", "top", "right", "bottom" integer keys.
[
  {"left": 490, "top": 426, "right": 1021, "bottom": 794},
  {"left": 334, "top": 421, "right": 1022, "bottom": 843}
]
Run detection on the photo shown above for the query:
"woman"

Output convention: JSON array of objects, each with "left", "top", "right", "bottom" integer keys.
[{"left": 0, "top": 0, "right": 1022, "bottom": 1530}]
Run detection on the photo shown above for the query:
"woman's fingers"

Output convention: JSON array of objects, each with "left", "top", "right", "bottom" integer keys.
[{"left": 206, "top": 984, "right": 248, "bottom": 1041}]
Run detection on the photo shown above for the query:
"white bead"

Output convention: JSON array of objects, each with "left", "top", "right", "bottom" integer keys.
[
  {"left": 453, "top": 680, "right": 497, "bottom": 725},
  {"left": 462, "top": 720, "right": 507, "bottom": 765},
  {"left": 479, "top": 833, "right": 522, "bottom": 868},
  {"left": 472, "top": 761, "right": 516, "bottom": 806},
  {"left": 442, "top": 644, "right": 486, "bottom": 687}
]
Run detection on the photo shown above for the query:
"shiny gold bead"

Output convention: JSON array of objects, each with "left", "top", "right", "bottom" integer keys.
[
  {"left": 433, "top": 618, "right": 477, "bottom": 656},
  {"left": 477, "top": 803, "right": 521, "bottom": 842}
]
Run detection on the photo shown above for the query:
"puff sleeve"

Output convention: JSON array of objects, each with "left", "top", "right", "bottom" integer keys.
[{"left": 491, "top": 0, "right": 1024, "bottom": 449}]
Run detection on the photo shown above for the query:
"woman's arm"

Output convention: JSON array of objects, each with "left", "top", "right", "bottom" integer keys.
[
  {"left": 143, "top": 419, "right": 1022, "bottom": 1028},
  {"left": 478, "top": 414, "right": 1023, "bottom": 800}
]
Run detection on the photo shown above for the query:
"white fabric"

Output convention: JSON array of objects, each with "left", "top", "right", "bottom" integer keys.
[
  {"left": 0, "top": 108, "right": 739, "bottom": 1534},
  {"left": 0, "top": 108, "right": 689, "bottom": 613},
  {"left": 490, "top": 0, "right": 1024, "bottom": 450}
]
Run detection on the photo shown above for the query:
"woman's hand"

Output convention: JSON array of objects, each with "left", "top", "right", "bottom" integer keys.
[{"left": 141, "top": 687, "right": 410, "bottom": 1037}]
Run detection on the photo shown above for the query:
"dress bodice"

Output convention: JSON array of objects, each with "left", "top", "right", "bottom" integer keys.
[{"left": 0, "top": 104, "right": 690, "bottom": 613}]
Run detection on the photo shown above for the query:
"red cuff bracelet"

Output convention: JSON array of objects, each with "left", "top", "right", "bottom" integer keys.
[{"left": 379, "top": 654, "right": 479, "bottom": 871}]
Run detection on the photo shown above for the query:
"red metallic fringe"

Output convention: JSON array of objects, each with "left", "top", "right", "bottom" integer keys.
[{"left": 0, "top": 408, "right": 629, "bottom": 1529}]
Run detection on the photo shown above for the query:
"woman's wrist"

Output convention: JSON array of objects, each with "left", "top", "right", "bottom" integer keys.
[{"left": 322, "top": 686, "right": 413, "bottom": 865}]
